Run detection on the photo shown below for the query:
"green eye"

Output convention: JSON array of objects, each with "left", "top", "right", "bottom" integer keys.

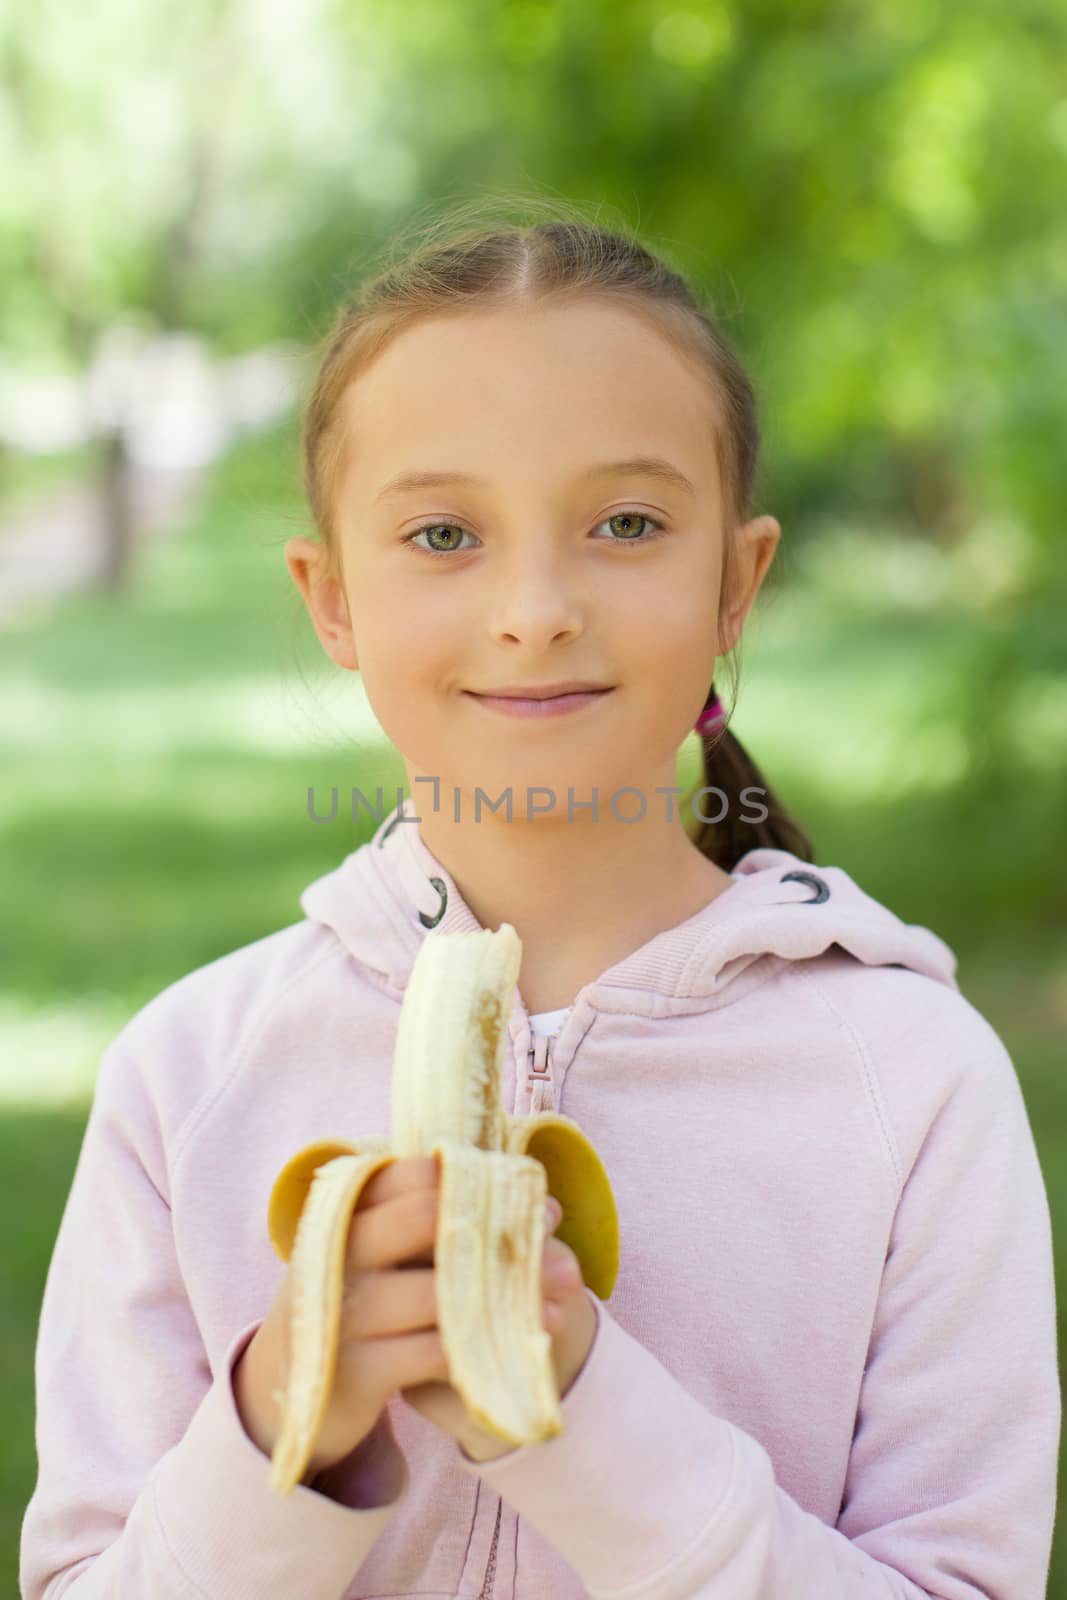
[
  {"left": 602, "top": 511, "right": 661, "bottom": 543},
  {"left": 407, "top": 522, "right": 474, "bottom": 556}
]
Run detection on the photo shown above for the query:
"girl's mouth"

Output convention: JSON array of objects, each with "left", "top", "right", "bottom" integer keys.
[{"left": 464, "top": 688, "right": 614, "bottom": 718}]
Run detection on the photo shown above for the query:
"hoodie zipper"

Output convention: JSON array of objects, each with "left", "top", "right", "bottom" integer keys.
[
  {"left": 479, "top": 1026, "right": 558, "bottom": 1597},
  {"left": 525, "top": 1027, "right": 558, "bottom": 1114},
  {"left": 479, "top": 1495, "right": 503, "bottom": 1597}
]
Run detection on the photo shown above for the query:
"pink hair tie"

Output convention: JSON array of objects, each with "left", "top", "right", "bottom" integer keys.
[{"left": 694, "top": 694, "right": 726, "bottom": 738}]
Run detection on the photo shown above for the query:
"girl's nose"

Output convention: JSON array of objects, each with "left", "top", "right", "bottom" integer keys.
[{"left": 488, "top": 575, "right": 583, "bottom": 648}]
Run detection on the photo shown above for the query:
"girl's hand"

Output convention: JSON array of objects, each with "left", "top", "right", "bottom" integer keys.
[
  {"left": 235, "top": 1153, "right": 456, "bottom": 1481},
  {"left": 399, "top": 1195, "right": 597, "bottom": 1461}
]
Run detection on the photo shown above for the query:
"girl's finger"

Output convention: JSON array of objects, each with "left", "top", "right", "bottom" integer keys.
[{"left": 543, "top": 1242, "right": 579, "bottom": 1291}]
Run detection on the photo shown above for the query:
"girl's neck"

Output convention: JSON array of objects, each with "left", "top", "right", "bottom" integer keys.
[{"left": 412, "top": 804, "right": 733, "bottom": 1015}]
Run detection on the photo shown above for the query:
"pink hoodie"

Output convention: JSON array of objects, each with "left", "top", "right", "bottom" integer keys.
[{"left": 21, "top": 796, "right": 1060, "bottom": 1599}]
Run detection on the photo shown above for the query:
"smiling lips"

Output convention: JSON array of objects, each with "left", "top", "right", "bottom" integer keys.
[
  {"left": 465, "top": 686, "right": 614, "bottom": 718},
  {"left": 470, "top": 680, "right": 612, "bottom": 699}
]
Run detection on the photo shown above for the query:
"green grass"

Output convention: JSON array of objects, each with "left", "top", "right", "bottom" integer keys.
[{"left": 4, "top": 418, "right": 1065, "bottom": 1589}]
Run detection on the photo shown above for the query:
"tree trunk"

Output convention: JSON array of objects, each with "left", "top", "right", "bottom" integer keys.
[{"left": 95, "top": 430, "right": 135, "bottom": 590}]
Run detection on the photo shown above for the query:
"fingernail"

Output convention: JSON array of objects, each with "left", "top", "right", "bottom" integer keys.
[{"left": 544, "top": 1197, "right": 562, "bottom": 1226}]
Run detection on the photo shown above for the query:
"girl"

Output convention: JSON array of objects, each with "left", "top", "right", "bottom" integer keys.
[{"left": 21, "top": 203, "right": 1059, "bottom": 1600}]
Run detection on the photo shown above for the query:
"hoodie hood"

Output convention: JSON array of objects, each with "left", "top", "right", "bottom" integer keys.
[{"left": 300, "top": 795, "right": 959, "bottom": 1007}]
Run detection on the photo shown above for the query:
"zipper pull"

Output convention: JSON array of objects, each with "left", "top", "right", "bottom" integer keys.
[{"left": 526, "top": 1030, "right": 556, "bottom": 1114}]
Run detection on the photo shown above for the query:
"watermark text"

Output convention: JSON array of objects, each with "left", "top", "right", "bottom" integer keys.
[{"left": 306, "top": 778, "right": 770, "bottom": 827}]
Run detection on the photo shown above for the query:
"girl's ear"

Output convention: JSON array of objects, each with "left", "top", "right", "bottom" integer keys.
[
  {"left": 285, "top": 537, "right": 359, "bottom": 671},
  {"left": 718, "top": 515, "right": 780, "bottom": 654}
]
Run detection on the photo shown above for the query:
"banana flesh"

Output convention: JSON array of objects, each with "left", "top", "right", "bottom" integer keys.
[{"left": 264, "top": 922, "right": 619, "bottom": 1494}]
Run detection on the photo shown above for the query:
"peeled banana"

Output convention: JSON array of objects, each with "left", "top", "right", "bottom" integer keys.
[{"left": 264, "top": 922, "right": 619, "bottom": 1494}]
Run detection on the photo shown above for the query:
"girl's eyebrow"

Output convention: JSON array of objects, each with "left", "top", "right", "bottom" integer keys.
[{"left": 373, "top": 455, "right": 697, "bottom": 503}]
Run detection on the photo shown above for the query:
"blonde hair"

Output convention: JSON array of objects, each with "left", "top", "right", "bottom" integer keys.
[{"left": 299, "top": 195, "right": 814, "bottom": 870}]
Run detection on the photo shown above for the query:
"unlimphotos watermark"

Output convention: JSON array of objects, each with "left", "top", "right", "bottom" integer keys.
[{"left": 306, "top": 778, "right": 770, "bottom": 826}]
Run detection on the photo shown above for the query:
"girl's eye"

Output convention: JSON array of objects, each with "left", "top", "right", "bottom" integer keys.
[
  {"left": 402, "top": 510, "right": 665, "bottom": 559},
  {"left": 404, "top": 522, "right": 479, "bottom": 557},
  {"left": 596, "top": 510, "right": 664, "bottom": 546}
]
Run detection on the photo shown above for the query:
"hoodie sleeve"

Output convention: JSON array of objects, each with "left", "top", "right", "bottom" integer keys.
[
  {"left": 19, "top": 1036, "right": 412, "bottom": 1600},
  {"left": 454, "top": 1002, "right": 1060, "bottom": 1600}
]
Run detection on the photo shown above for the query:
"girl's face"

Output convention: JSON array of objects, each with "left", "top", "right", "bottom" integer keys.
[{"left": 289, "top": 299, "right": 778, "bottom": 818}]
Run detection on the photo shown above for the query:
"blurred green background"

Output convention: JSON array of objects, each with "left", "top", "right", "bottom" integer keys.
[{"left": 3, "top": 0, "right": 1065, "bottom": 1589}]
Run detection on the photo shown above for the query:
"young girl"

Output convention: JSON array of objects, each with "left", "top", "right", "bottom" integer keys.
[{"left": 21, "top": 204, "right": 1059, "bottom": 1600}]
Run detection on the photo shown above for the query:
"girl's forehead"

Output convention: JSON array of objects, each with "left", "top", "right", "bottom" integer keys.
[
  {"left": 338, "top": 306, "right": 718, "bottom": 495},
  {"left": 351, "top": 299, "right": 694, "bottom": 385}
]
